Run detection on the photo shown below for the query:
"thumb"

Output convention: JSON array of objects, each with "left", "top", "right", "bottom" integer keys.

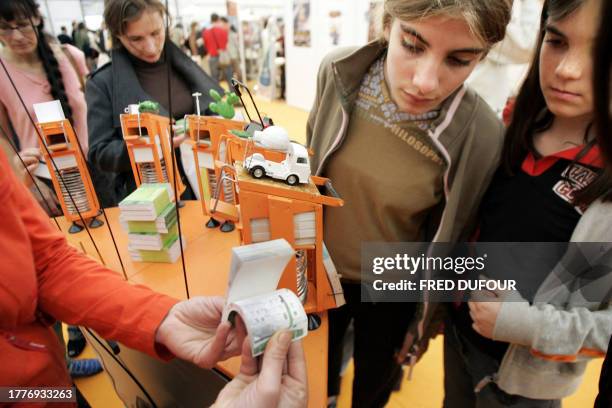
[{"left": 259, "top": 330, "right": 292, "bottom": 387}]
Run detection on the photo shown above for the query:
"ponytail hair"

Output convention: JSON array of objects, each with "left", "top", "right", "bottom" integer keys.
[{"left": 36, "top": 27, "right": 75, "bottom": 125}]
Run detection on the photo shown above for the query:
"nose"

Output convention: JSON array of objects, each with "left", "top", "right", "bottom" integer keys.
[
  {"left": 555, "top": 50, "right": 582, "bottom": 81},
  {"left": 412, "top": 57, "right": 440, "bottom": 96},
  {"left": 9, "top": 28, "right": 27, "bottom": 41},
  {"left": 142, "top": 37, "right": 158, "bottom": 56}
]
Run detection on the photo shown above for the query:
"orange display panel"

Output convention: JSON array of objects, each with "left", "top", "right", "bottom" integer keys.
[
  {"left": 120, "top": 112, "right": 185, "bottom": 199},
  {"left": 185, "top": 115, "right": 245, "bottom": 220},
  {"left": 37, "top": 119, "right": 101, "bottom": 230},
  {"left": 231, "top": 162, "right": 344, "bottom": 314}
]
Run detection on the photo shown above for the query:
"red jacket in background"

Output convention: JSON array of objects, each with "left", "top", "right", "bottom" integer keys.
[
  {"left": 203, "top": 26, "right": 228, "bottom": 57},
  {"left": 0, "top": 149, "right": 178, "bottom": 406}
]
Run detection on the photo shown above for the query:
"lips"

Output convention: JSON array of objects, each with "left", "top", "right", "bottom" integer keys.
[
  {"left": 401, "top": 89, "right": 436, "bottom": 105},
  {"left": 549, "top": 87, "right": 581, "bottom": 101}
]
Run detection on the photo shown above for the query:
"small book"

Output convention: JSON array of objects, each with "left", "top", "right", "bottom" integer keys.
[
  {"left": 128, "top": 235, "right": 185, "bottom": 263},
  {"left": 128, "top": 224, "right": 179, "bottom": 251},
  {"left": 119, "top": 183, "right": 172, "bottom": 220},
  {"left": 120, "top": 203, "right": 177, "bottom": 234},
  {"left": 223, "top": 239, "right": 308, "bottom": 357}
]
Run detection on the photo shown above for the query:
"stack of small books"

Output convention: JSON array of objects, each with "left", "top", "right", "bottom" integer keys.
[{"left": 119, "top": 183, "right": 183, "bottom": 263}]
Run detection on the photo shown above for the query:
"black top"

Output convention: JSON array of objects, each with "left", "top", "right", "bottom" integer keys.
[
  {"left": 86, "top": 41, "right": 223, "bottom": 206},
  {"left": 128, "top": 51, "right": 194, "bottom": 120},
  {"left": 454, "top": 145, "right": 602, "bottom": 361}
]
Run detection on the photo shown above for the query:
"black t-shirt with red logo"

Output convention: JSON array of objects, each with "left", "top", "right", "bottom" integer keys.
[{"left": 454, "top": 144, "right": 603, "bottom": 361}]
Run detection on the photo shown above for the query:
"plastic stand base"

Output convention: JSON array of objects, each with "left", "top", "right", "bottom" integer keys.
[
  {"left": 69, "top": 223, "right": 84, "bottom": 234},
  {"left": 307, "top": 314, "right": 321, "bottom": 331},
  {"left": 206, "top": 217, "right": 221, "bottom": 228},
  {"left": 220, "top": 221, "right": 235, "bottom": 233},
  {"left": 89, "top": 218, "right": 104, "bottom": 228}
]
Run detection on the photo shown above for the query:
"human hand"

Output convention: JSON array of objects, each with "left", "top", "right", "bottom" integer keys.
[
  {"left": 17, "top": 148, "right": 42, "bottom": 186},
  {"left": 213, "top": 331, "right": 308, "bottom": 408},
  {"left": 468, "top": 290, "right": 502, "bottom": 339},
  {"left": 155, "top": 296, "right": 246, "bottom": 368},
  {"left": 172, "top": 132, "right": 188, "bottom": 147}
]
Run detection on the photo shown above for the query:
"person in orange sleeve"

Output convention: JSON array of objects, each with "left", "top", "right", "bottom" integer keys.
[{"left": 0, "top": 143, "right": 308, "bottom": 407}]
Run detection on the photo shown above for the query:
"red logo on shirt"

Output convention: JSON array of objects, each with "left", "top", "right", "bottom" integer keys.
[{"left": 553, "top": 164, "right": 597, "bottom": 214}]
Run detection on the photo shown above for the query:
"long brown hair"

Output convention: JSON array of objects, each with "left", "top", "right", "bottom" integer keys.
[
  {"left": 584, "top": 0, "right": 612, "bottom": 203},
  {"left": 502, "top": 0, "right": 611, "bottom": 206}
]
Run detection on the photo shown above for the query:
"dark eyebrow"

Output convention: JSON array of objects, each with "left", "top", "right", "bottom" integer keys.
[
  {"left": 400, "top": 24, "right": 430, "bottom": 47},
  {"left": 450, "top": 48, "right": 486, "bottom": 55},
  {"left": 400, "top": 23, "right": 485, "bottom": 55},
  {"left": 545, "top": 24, "right": 567, "bottom": 39}
]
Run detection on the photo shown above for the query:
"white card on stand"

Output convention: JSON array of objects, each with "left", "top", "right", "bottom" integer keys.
[{"left": 33, "top": 100, "right": 65, "bottom": 123}]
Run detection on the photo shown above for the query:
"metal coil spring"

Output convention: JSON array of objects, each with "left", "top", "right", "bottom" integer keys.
[
  {"left": 138, "top": 158, "right": 169, "bottom": 184},
  {"left": 296, "top": 250, "right": 308, "bottom": 304},
  {"left": 55, "top": 167, "right": 91, "bottom": 215}
]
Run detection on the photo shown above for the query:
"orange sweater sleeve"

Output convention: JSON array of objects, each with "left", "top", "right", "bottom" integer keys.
[{"left": 4, "top": 151, "right": 179, "bottom": 358}]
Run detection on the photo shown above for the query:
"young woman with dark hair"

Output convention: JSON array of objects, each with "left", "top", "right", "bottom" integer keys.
[
  {"left": 0, "top": 0, "right": 88, "bottom": 153},
  {"left": 593, "top": 0, "right": 612, "bottom": 406},
  {"left": 86, "top": 0, "right": 223, "bottom": 206},
  {"left": 446, "top": 0, "right": 612, "bottom": 406}
]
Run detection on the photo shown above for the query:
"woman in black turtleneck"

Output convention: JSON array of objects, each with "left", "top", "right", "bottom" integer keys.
[{"left": 86, "top": 0, "right": 223, "bottom": 206}]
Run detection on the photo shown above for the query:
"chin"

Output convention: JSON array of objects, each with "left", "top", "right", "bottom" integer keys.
[{"left": 546, "top": 102, "right": 587, "bottom": 119}]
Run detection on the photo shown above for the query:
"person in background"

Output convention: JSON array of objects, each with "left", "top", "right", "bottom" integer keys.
[
  {"left": 203, "top": 13, "right": 233, "bottom": 85},
  {"left": 221, "top": 16, "right": 241, "bottom": 82},
  {"left": 57, "top": 25, "right": 72, "bottom": 45},
  {"left": 73, "top": 22, "right": 97, "bottom": 71},
  {"left": 70, "top": 19, "right": 77, "bottom": 42},
  {"left": 307, "top": 0, "right": 513, "bottom": 406},
  {"left": 87, "top": 0, "right": 222, "bottom": 206},
  {"left": 170, "top": 22, "right": 185, "bottom": 52},
  {"left": 446, "top": 0, "right": 611, "bottom": 406},
  {"left": 0, "top": 0, "right": 89, "bottom": 211}
]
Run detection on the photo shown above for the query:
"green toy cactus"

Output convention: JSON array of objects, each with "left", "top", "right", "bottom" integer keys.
[
  {"left": 208, "top": 89, "right": 239, "bottom": 119},
  {"left": 138, "top": 100, "right": 160, "bottom": 114}
]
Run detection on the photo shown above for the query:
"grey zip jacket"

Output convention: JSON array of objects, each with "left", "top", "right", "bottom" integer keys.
[
  {"left": 306, "top": 41, "right": 505, "bottom": 367},
  {"left": 489, "top": 200, "right": 612, "bottom": 399}
]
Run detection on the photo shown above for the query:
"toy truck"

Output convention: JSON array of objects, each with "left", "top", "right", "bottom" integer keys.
[{"left": 244, "top": 126, "right": 310, "bottom": 186}]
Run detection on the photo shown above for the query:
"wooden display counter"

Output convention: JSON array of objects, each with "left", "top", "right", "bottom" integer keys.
[{"left": 58, "top": 201, "right": 328, "bottom": 408}]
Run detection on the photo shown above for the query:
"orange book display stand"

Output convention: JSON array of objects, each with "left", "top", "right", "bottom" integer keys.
[
  {"left": 37, "top": 119, "right": 102, "bottom": 234},
  {"left": 222, "top": 160, "right": 344, "bottom": 323},
  {"left": 120, "top": 112, "right": 185, "bottom": 200},
  {"left": 185, "top": 115, "right": 245, "bottom": 231}
]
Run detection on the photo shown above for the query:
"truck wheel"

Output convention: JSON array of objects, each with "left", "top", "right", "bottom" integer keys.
[
  {"left": 251, "top": 166, "right": 265, "bottom": 179},
  {"left": 286, "top": 175, "right": 298, "bottom": 185}
]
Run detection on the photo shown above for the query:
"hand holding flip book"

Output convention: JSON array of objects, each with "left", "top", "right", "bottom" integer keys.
[{"left": 224, "top": 239, "right": 309, "bottom": 356}]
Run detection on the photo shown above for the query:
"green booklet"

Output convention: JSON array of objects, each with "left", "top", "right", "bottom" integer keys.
[
  {"left": 128, "top": 224, "right": 179, "bottom": 251},
  {"left": 119, "top": 183, "right": 172, "bottom": 220},
  {"left": 122, "top": 203, "right": 177, "bottom": 234},
  {"left": 129, "top": 235, "right": 183, "bottom": 263}
]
